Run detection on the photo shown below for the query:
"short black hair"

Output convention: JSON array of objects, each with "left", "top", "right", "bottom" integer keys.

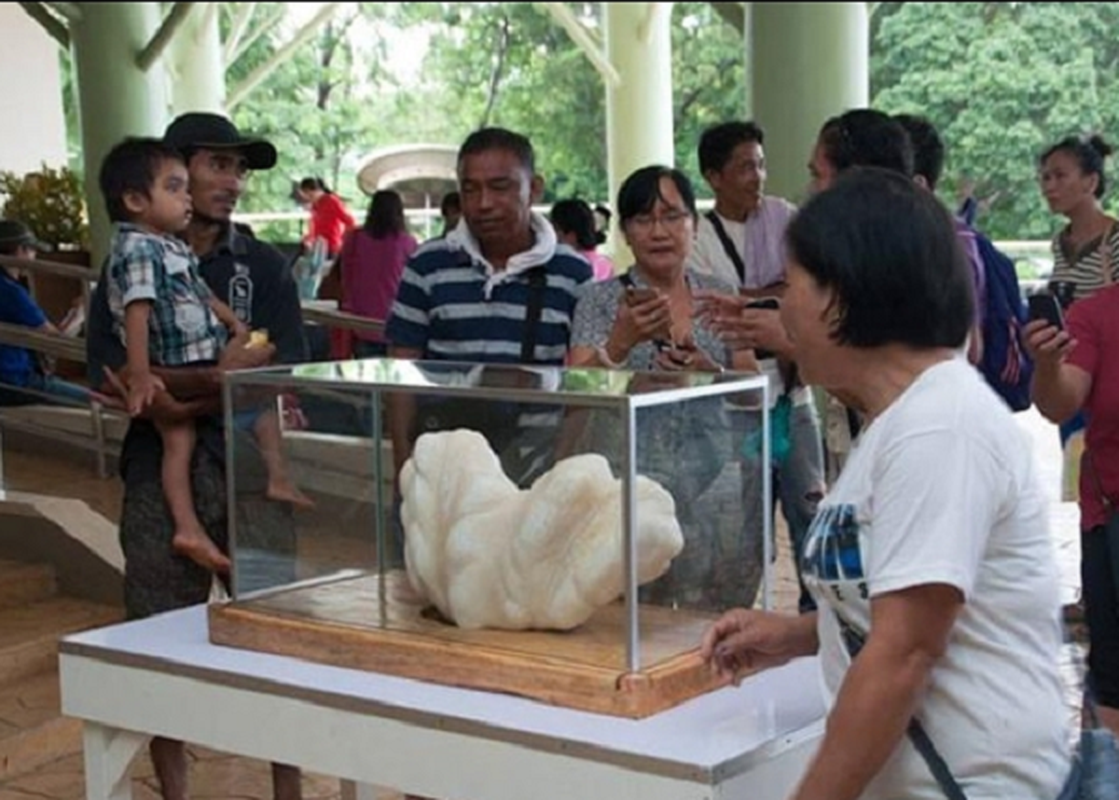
[
  {"left": 616, "top": 166, "right": 698, "bottom": 226},
  {"left": 1040, "top": 134, "right": 1113, "bottom": 199},
  {"left": 550, "top": 198, "right": 598, "bottom": 249},
  {"left": 299, "top": 176, "right": 332, "bottom": 194},
  {"left": 698, "top": 121, "right": 765, "bottom": 176},
  {"left": 786, "top": 167, "right": 973, "bottom": 350},
  {"left": 894, "top": 114, "right": 945, "bottom": 190},
  {"left": 818, "top": 109, "right": 914, "bottom": 178},
  {"left": 98, "top": 137, "right": 185, "bottom": 223},
  {"left": 458, "top": 127, "right": 535, "bottom": 175},
  {"left": 440, "top": 191, "right": 461, "bottom": 215}
]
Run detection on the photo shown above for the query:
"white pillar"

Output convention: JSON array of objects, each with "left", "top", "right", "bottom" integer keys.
[
  {"left": 751, "top": 2, "right": 869, "bottom": 202},
  {"left": 71, "top": 2, "right": 170, "bottom": 264},
  {"left": 169, "top": 3, "right": 226, "bottom": 114},
  {"left": 604, "top": 2, "right": 674, "bottom": 265}
]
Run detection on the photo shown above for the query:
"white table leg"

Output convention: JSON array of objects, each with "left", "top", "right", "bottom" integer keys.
[{"left": 82, "top": 723, "right": 148, "bottom": 800}]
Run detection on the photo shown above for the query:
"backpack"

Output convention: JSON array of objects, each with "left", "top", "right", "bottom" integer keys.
[{"left": 974, "top": 231, "right": 1034, "bottom": 411}]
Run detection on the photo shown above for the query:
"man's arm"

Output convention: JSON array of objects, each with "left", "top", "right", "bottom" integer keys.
[{"left": 103, "top": 330, "right": 275, "bottom": 421}]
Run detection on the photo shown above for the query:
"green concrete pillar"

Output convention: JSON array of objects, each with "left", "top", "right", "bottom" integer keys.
[
  {"left": 71, "top": 2, "right": 169, "bottom": 264},
  {"left": 170, "top": 4, "right": 226, "bottom": 115},
  {"left": 604, "top": 2, "right": 675, "bottom": 267},
  {"left": 751, "top": 2, "right": 869, "bottom": 203}
]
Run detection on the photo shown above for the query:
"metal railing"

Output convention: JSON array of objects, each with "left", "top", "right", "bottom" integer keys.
[{"left": 0, "top": 254, "right": 389, "bottom": 479}]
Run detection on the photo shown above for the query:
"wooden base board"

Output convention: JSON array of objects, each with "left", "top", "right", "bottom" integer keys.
[{"left": 208, "top": 571, "right": 740, "bottom": 718}]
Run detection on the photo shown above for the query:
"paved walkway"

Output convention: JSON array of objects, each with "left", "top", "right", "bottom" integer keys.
[{"left": 0, "top": 406, "right": 1084, "bottom": 800}]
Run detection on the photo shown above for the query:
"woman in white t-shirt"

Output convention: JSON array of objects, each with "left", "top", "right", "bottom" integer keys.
[{"left": 700, "top": 167, "right": 1072, "bottom": 800}]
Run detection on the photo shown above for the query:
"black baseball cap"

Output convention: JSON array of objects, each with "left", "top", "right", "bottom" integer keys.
[
  {"left": 0, "top": 219, "right": 49, "bottom": 252},
  {"left": 163, "top": 112, "right": 277, "bottom": 171}
]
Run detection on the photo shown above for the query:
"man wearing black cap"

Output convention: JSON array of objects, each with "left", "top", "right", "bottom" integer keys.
[{"left": 85, "top": 112, "right": 307, "bottom": 800}]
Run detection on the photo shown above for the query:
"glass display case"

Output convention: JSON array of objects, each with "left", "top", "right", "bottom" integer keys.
[{"left": 209, "top": 357, "right": 772, "bottom": 717}]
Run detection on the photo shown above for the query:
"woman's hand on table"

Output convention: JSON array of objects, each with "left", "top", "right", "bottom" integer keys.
[{"left": 700, "top": 608, "right": 818, "bottom": 685}]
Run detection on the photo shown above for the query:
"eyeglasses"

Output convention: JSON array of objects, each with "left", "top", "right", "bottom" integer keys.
[{"left": 627, "top": 209, "right": 692, "bottom": 233}]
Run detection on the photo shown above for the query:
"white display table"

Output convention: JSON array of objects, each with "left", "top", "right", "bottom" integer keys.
[{"left": 59, "top": 605, "right": 825, "bottom": 800}]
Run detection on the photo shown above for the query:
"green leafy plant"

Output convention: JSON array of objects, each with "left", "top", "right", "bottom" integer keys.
[{"left": 0, "top": 163, "right": 90, "bottom": 250}]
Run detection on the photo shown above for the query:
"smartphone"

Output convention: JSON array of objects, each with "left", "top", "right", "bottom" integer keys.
[
  {"left": 742, "top": 298, "right": 779, "bottom": 360},
  {"left": 625, "top": 286, "right": 659, "bottom": 306},
  {"left": 1028, "top": 293, "right": 1065, "bottom": 331}
]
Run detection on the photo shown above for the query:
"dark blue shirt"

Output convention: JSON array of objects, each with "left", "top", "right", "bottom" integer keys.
[{"left": 0, "top": 269, "right": 47, "bottom": 386}]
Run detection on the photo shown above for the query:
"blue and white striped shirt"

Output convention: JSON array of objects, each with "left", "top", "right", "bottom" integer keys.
[{"left": 385, "top": 215, "right": 592, "bottom": 364}]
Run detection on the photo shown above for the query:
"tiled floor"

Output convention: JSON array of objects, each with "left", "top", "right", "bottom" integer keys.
[
  {"left": 0, "top": 748, "right": 349, "bottom": 800},
  {"left": 0, "top": 407, "right": 1083, "bottom": 800}
]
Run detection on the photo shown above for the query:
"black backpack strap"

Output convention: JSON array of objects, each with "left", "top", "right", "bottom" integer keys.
[
  {"left": 834, "top": 612, "right": 969, "bottom": 800},
  {"left": 705, "top": 211, "right": 747, "bottom": 284},
  {"left": 521, "top": 268, "right": 548, "bottom": 362}
]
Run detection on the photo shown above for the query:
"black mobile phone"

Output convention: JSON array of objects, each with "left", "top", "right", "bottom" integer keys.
[
  {"left": 1028, "top": 293, "right": 1065, "bottom": 331},
  {"left": 742, "top": 298, "right": 779, "bottom": 359}
]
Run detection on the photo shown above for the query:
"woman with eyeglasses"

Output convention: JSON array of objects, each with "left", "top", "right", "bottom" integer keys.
[
  {"left": 568, "top": 165, "right": 751, "bottom": 374},
  {"left": 566, "top": 165, "right": 763, "bottom": 610}
]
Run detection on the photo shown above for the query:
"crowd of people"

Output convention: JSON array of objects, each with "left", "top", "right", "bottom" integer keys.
[{"left": 2, "top": 99, "right": 1117, "bottom": 800}]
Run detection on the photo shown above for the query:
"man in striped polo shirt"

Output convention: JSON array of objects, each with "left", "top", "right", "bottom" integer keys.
[{"left": 385, "top": 127, "right": 593, "bottom": 489}]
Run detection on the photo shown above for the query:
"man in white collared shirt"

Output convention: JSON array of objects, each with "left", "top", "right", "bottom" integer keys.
[{"left": 689, "top": 121, "right": 825, "bottom": 613}]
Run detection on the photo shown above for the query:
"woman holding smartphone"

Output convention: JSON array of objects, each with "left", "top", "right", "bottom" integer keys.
[
  {"left": 568, "top": 165, "right": 750, "bottom": 374},
  {"left": 567, "top": 165, "right": 761, "bottom": 610},
  {"left": 1038, "top": 135, "right": 1118, "bottom": 507},
  {"left": 1027, "top": 281, "right": 1119, "bottom": 738}
]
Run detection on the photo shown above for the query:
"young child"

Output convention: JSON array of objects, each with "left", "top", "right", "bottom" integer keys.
[{"left": 99, "top": 137, "right": 311, "bottom": 575}]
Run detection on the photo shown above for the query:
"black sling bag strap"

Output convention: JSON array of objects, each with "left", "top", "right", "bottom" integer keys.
[
  {"left": 520, "top": 268, "right": 547, "bottom": 362},
  {"left": 835, "top": 612, "right": 968, "bottom": 800},
  {"left": 705, "top": 210, "right": 747, "bottom": 284}
]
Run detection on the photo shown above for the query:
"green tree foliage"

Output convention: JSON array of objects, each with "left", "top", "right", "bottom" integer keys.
[
  {"left": 410, "top": 2, "right": 606, "bottom": 202},
  {"left": 671, "top": 4, "right": 747, "bottom": 189},
  {"left": 223, "top": 2, "right": 394, "bottom": 226},
  {"left": 871, "top": 1, "right": 1119, "bottom": 240},
  {"left": 412, "top": 2, "right": 745, "bottom": 204},
  {"left": 51, "top": 1, "right": 1119, "bottom": 247},
  {"left": 221, "top": 1, "right": 746, "bottom": 218}
]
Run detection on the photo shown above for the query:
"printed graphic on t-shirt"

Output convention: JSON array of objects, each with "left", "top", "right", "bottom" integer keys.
[
  {"left": 230, "top": 264, "right": 253, "bottom": 324},
  {"left": 803, "top": 503, "right": 869, "bottom": 604}
]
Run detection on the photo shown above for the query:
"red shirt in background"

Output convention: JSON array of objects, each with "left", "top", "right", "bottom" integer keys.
[
  {"left": 339, "top": 229, "right": 418, "bottom": 343},
  {"left": 1066, "top": 284, "right": 1119, "bottom": 528},
  {"left": 305, "top": 193, "right": 356, "bottom": 255}
]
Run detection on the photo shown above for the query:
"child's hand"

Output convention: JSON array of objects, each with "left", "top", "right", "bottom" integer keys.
[
  {"left": 231, "top": 320, "right": 251, "bottom": 338},
  {"left": 127, "top": 372, "right": 166, "bottom": 417}
]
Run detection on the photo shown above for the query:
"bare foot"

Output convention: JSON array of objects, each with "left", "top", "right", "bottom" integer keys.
[
  {"left": 266, "top": 479, "right": 316, "bottom": 510},
  {"left": 172, "top": 526, "right": 232, "bottom": 574}
]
